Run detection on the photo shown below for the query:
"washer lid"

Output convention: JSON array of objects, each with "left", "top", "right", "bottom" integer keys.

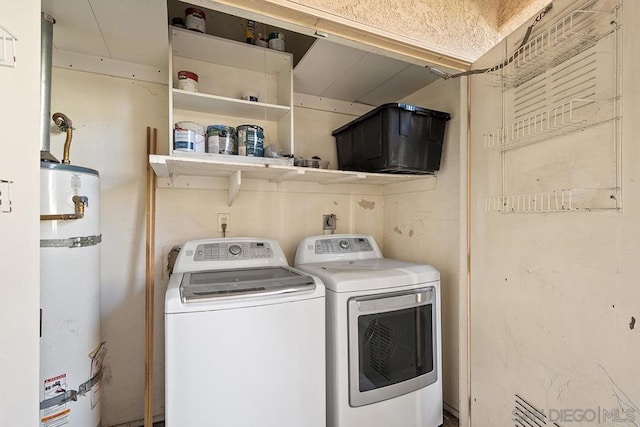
[
  {"left": 180, "top": 266, "right": 316, "bottom": 303},
  {"left": 296, "top": 258, "right": 440, "bottom": 293}
]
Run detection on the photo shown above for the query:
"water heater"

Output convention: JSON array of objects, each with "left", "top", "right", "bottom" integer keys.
[{"left": 40, "top": 163, "right": 103, "bottom": 427}]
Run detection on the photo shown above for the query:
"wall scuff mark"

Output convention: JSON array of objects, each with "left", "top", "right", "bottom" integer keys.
[
  {"left": 393, "top": 226, "right": 403, "bottom": 235},
  {"left": 358, "top": 199, "right": 375, "bottom": 210},
  {"left": 630, "top": 317, "right": 636, "bottom": 330}
]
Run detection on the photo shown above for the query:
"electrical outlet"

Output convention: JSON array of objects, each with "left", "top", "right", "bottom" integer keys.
[
  {"left": 217, "top": 213, "right": 230, "bottom": 233},
  {"left": 323, "top": 214, "right": 336, "bottom": 231}
]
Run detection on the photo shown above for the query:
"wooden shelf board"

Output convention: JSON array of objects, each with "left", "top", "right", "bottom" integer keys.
[
  {"left": 171, "top": 26, "right": 292, "bottom": 75},
  {"left": 173, "top": 89, "right": 291, "bottom": 121},
  {"left": 149, "top": 154, "right": 431, "bottom": 186}
]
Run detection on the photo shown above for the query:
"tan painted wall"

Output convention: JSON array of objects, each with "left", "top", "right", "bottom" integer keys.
[
  {"left": 383, "top": 78, "right": 466, "bottom": 415},
  {"left": 50, "top": 65, "right": 468, "bottom": 425},
  {"left": 0, "top": 1, "right": 41, "bottom": 425},
  {"left": 470, "top": 1, "right": 639, "bottom": 425},
  {"left": 50, "top": 68, "right": 169, "bottom": 426},
  {"left": 50, "top": 68, "right": 394, "bottom": 425}
]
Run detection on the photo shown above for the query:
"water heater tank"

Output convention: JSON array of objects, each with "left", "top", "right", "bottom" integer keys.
[{"left": 40, "top": 162, "right": 103, "bottom": 426}]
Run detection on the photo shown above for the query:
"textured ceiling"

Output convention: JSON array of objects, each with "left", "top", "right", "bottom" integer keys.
[{"left": 285, "top": 0, "right": 548, "bottom": 61}]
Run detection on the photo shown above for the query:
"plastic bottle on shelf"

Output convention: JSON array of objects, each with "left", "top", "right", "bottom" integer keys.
[
  {"left": 246, "top": 20, "right": 256, "bottom": 44},
  {"left": 268, "top": 32, "right": 285, "bottom": 51}
]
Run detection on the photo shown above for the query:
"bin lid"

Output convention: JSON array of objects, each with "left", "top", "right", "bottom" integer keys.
[{"left": 331, "top": 102, "right": 451, "bottom": 136}]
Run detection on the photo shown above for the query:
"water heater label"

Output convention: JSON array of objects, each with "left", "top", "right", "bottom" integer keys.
[{"left": 42, "top": 373, "right": 70, "bottom": 426}]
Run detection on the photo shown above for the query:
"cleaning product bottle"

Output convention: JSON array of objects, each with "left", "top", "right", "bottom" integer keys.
[{"left": 246, "top": 20, "right": 256, "bottom": 44}]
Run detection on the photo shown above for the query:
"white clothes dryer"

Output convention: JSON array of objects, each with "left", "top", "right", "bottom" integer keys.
[
  {"left": 165, "top": 238, "right": 326, "bottom": 426},
  {"left": 295, "top": 234, "right": 442, "bottom": 427}
]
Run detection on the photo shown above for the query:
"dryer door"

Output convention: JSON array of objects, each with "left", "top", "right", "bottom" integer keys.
[{"left": 347, "top": 286, "right": 438, "bottom": 407}]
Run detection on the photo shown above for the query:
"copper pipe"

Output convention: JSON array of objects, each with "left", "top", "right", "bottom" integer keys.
[
  {"left": 144, "top": 127, "right": 157, "bottom": 427},
  {"left": 40, "top": 195, "right": 87, "bottom": 221},
  {"left": 52, "top": 112, "right": 73, "bottom": 164}
]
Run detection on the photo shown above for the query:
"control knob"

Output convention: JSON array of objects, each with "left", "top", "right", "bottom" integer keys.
[
  {"left": 229, "top": 245, "right": 242, "bottom": 256},
  {"left": 339, "top": 240, "right": 349, "bottom": 250}
]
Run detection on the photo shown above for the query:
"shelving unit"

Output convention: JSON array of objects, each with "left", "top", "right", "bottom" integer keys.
[
  {"left": 160, "top": 20, "right": 435, "bottom": 205},
  {"left": 169, "top": 26, "right": 294, "bottom": 157},
  {"left": 483, "top": 0, "right": 621, "bottom": 214},
  {"left": 149, "top": 154, "right": 433, "bottom": 206}
]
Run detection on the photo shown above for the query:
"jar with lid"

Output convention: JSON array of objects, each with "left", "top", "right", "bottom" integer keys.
[{"left": 185, "top": 8, "right": 206, "bottom": 33}]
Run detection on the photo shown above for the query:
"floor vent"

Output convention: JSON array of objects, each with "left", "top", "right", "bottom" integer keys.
[{"left": 513, "top": 394, "right": 560, "bottom": 426}]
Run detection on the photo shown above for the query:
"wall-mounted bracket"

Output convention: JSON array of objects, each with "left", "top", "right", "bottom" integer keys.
[
  {"left": 0, "top": 179, "right": 13, "bottom": 213},
  {"left": 228, "top": 170, "right": 241, "bottom": 206},
  {"left": 0, "top": 25, "right": 17, "bottom": 68}
]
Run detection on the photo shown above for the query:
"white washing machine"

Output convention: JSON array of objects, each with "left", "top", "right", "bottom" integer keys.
[
  {"left": 295, "top": 234, "right": 443, "bottom": 427},
  {"left": 165, "top": 237, "right": 326, "bottom": 426}
]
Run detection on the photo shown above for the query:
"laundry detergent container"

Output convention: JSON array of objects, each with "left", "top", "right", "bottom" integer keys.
[{"left": 332, "top": 103, "right": 451, "bottom": 174}]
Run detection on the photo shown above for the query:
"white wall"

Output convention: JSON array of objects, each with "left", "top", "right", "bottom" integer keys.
[
  {"left": 0, "top": 1, "right": 41, "bottom": 425},
  {"left": 469, "top": 0, "right": 640, "bottom": 424},
  {"left": 50, "top": 68, "right": 168, "bottom": 426}
]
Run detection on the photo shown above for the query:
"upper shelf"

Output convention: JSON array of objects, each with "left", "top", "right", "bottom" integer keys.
[
  {"left": 172, "top": 89, "right": 291, "bottom": 121},
  {"left": 171, "top": 26, "right": 292, "bottom": 76},
  {"left": 486, "top": 4, "right": 618, "bottom": 87}
]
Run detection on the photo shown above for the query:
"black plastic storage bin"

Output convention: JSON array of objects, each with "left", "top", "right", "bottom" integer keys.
[{"left": 332, "top": 103, "right": 451, "bottom": 174}]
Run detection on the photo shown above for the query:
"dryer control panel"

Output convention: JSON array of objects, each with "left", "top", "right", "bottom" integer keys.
[
  {"left": 315, "top": 237, "right": 373, "bottom": 254},
  {"left": 295, "top": 234, "right": 383, "bottom": 265}
]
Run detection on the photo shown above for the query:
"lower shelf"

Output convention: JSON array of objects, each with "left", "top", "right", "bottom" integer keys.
[
  {"left": 485, "top": 188, "right": 621, "bottom": 213},
  {"left": 149, "top": 154, "right": 433, "bottom": 205}
]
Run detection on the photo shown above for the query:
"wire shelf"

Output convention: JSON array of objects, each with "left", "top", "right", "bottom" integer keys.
[
  {"left": 486, "top": 7, "right": 617, "bottom": 87},
  {"left": 485, "top": 188, "right": 620, "bottom": 214},
  {"left": 0, "top": 25, "right": 17, "bottom": 68},
  {"left": 484, "top": 98, "right": 616, "bottom": 150}
]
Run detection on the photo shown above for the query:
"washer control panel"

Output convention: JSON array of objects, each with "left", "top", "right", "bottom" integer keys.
[
  {"left": 315, "top": 237, "right": 373, "bottom": 254},
  {"left": 193, "top": 241, "right": 273, "bottom": 261}
]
